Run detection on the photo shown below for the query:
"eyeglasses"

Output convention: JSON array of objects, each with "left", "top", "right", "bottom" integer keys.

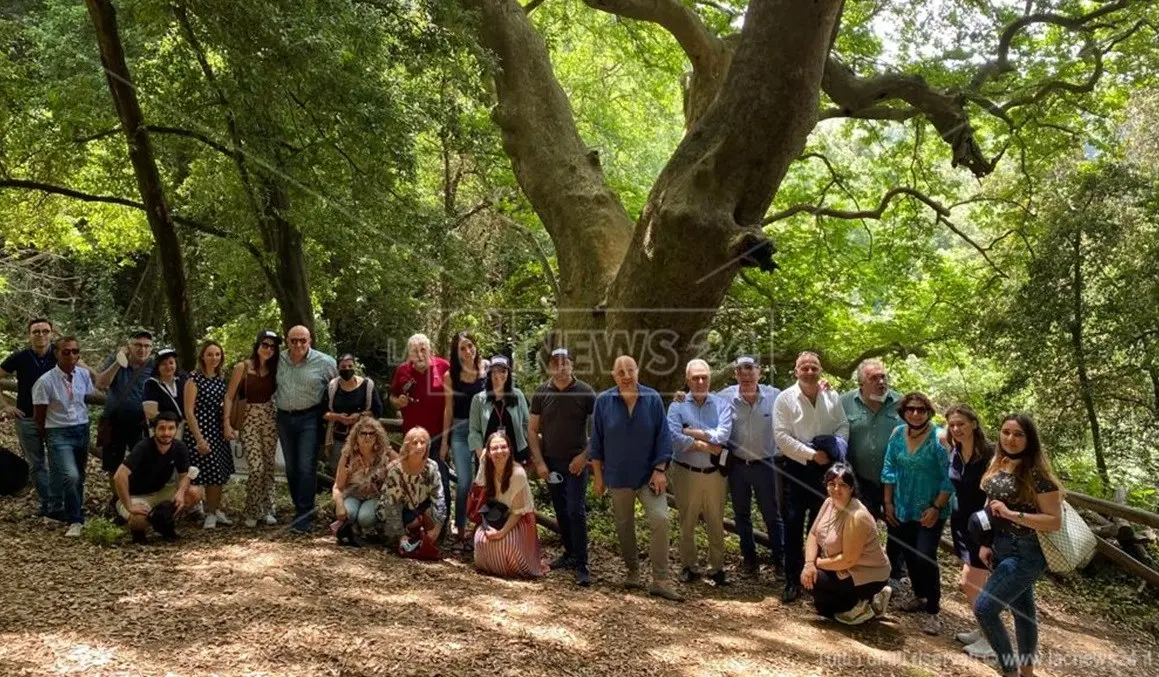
[
  {"left": 903, "top": 406, "right": 931, "bottom": 414},
  {"left": 358, "top": 431, "right": 377, "bottom": 438},
  {"left": 30, "top": 329, "right": 52, "bottom": 335},
  {"left": 131, "top": 342, "right": 152, "bottom": 350},
  {"left": 826, "top": 481, "right": 851, "bottom": 490},
  {"left": 288, "top": 338, "right": 309, "bottom": 345},
  {"left": 59, "top": 348, "right": 81, "bottom": 356}
]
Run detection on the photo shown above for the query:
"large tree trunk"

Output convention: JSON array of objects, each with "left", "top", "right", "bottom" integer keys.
[
  {"left": 85, "top": 0, "right": 197, "bottom": 369},
  {"left": 1071, "top": 230, "right": 1110, "bottom": 486},
  {"left": 473, "top": 0, "right": 839, "bottom": 391},
  {"left": 257, "top": 179, "right": 314, "bottom": 334}
]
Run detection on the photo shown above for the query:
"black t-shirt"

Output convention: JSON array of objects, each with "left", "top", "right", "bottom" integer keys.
[
  {"left": 530, "top": 379, "right": 596, "bottom": 459},
  {"left": 982, "top": 466, "right": 1060, "bottom": 535},
  {"left": 484, "top": 395, "right": 519, "bottom": 450},
  {"left": 142, "top": 377, "right": 185, "bottom": 422},
  {"left": 1, "top": 347, "right": 57, "bottom": 416},
  {"left": 124, "top": 438, "right": 191, "bottom": 495},
  {"left": 330, "top": 380, "right": 384, "bottom": 441}
]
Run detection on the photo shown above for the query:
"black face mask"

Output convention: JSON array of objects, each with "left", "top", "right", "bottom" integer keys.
[{"left": 339, "top": 369, "right": 355, "bottom": 381}]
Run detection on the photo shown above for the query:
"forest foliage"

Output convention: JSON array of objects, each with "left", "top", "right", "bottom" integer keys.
[{"left": 1, "top": 0, "right": 1158, "bottom": 501}]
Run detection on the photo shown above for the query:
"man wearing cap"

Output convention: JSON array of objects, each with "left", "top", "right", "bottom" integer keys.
[
  {"left": 666, "top": 359, "right": 733, "bottom": 587},
  {"left": 590, "top": 355, "right": 682, "bottom": 602},
  {"left": 774, "top": 351, "right": 850, "bottom": 603},
  {"left": 392, "top": 333, "right": 452, "bottom": 510},
  {"left": 1, "top": 318, "right": 61, "bottom": 521},
  {"left": 717, "top": 355, "right": 784, "bottom": 578},
  {"left": 95, "top": 330, "right": 155, "bottom": 491},
  {"left": 276, "top": 325, "right": 338, "bottom": 533},
  {"left": 529, "top": 347, "right": 596, "bottom": 586},
  {"left": 840, "top": 358, "right": 906, "bottom": 582}
]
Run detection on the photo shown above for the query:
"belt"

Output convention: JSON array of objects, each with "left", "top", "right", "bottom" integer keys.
[
  {"left": 734, "top": 457, "right": 772, "bottom": 466},
  {"left": 675, "top": 461, "right": 717, "bottom": 474},
  {"left": 280, "top": 405, "right": 321, "bottom": 415}
]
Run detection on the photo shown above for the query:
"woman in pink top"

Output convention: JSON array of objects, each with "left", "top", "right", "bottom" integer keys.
[{"left": 802, "top": 463, "right": 893, "bottom": 625}]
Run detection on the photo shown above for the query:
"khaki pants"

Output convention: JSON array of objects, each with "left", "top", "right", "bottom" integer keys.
[
  {"left": 609, "top": 485, "right": 671, "bottom": 582},
  {"left": 116, "top": 482, "right": 178, "bottom": 520},
  {"left": 671, "top": 463, "right": 727, "bottom": 574}
]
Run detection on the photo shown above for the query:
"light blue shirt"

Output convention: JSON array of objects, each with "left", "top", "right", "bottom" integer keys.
[
  {"left": 276, "top": 349, "right": 338, "bottom": 412},
  {"left": 32, "top": 366, "right": 95, "bottom": 428},
  {"left": 718, "top": 384, "right": 780, "bottom": 461},
  {"left": 666, "top": 393, "right": 732, "bottom": 469}
]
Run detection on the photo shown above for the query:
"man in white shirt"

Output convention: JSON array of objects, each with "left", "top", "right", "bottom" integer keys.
[{"left": 774, "top": 351, "right": 849, "bottom": 602}]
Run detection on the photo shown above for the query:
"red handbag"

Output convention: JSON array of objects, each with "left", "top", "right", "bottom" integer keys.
[
  {"left": 398, "top": 532, "right": 441, "bottom": 560},
  {"left": 465, "top": 483, "right": 488, "bottom": 526}
]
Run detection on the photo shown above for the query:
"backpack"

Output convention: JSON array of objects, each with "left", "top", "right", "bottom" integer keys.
[{"left": 0, "top": 445, "right": 30, "bottom": 496}]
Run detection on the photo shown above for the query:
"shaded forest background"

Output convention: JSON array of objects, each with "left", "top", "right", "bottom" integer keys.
[{"left": 1, "top": 0, "right": 1158, "bottom": 503}]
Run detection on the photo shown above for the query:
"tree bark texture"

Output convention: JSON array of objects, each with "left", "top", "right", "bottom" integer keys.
[
  {"left": 84, "top": 0, "right": 198, "bottom": 369},
  {"left": 473, "top": 0, "right": 841, "bottom": 391},
  {"left": 1071, "top": 230, "right": 1109, "bottom": 486}
]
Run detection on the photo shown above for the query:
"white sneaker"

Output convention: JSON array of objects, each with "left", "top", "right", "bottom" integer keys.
[
  {"left": 956, "top": 629, "right": 983, "bottom": 645},
  {"left": 244, "top": 518, "right": 258, "bottom": 528},
  {"left": 214, "top": 511, "right": 232, "bottom": 526},
  {"left": 203, "top": 514, "right": 217, "bottom": 529},
  {"left": 835, "top": 600, "right": 875, "bottom": 626},
  {"left": 263, "top": 513, "right": 278, "bottom": 525},
  {"left": 964, "top": 637, "right": 996, "bottom": 659},
  {"left": 65, "top": 523, "right": 83, "bottom": 538},
  {"left": 871, "top": 585, "right": 893, "bottom": 617}
]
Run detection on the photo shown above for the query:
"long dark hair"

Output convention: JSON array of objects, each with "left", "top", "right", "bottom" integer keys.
[
  {"left": 982, "top": 413, "right": 1063, "bottom": 505},
  {"left": 449, "top": 331, "right": 483, "bottom": 389},
  {"left": 249, "top": 334, "right": 280, "bottom": 377},
  {"left": 483, "top": 432, "right": 514, "bottom": 499},
  {"left": 944, "top": 403, "right": 993, "bottom": 464}
]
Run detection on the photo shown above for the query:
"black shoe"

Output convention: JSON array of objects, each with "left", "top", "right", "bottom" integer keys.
[
  {"left": 769, "top": 559, "right": 785, "bottom": 580},
  {"left": 575, "top": 567, "right": 591, "bottom": 587},
  {"left": 679, "top": 567, "right": 700, "bottom": 584},
  {"left": 782, "top": 582, "right": 802, "bottom": 603},
  {"left": 741, "top": 558, "right": 759, "bottom": 577},
  {"left": 131, "top": 530, "right": 149, "bottom": 545},
  {"left": 550, "top": 552, "right": 575, "bottom": 570},
  {"left": 709, "top": 570, "right": 731, "bottom": 587}
]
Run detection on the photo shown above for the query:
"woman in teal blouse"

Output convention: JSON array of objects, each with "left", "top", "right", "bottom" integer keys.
[{"left": 881, "top": 391, "right": 953, "bottom": 636}]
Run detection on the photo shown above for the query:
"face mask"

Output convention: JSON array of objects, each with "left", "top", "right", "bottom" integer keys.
[{"left": 339, "top": 369, "right": 355, "bottom": 381}]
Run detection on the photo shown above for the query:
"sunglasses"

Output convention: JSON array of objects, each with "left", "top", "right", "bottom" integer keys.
[
  {"left": 903, "top": 406, "right": 931, "bottom": 414},
  {"left": 259, "top": 342, "right": 277, "bottom": 349},
  {"left": 288, "top": 338, "right": 309, "bottom": 345},
  {"left": 358, "top": 430, "right": 377, "bottom": 438},
  {"left": 59, "top": 348, "right": 81, "bottom": 356}
]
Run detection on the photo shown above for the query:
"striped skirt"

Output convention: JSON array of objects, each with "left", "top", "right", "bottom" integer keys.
[{"left": 473, "top": 513, "right": 547, "bottom": 578}]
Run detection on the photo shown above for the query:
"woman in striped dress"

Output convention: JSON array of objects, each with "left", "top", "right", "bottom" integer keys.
[{"left": 473, "top": 432, "right": 547, "bottom": 578}]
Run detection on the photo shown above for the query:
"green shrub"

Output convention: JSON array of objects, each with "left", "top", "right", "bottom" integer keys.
[{"left": 82, "top": 517, "right": 126, "bottom": 547}]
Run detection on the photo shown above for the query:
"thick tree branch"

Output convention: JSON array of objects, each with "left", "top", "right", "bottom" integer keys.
[{"left": 76, "top": 124, "right": 238, "bottom": 159}]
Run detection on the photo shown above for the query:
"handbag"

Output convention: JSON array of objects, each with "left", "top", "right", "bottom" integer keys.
[
  {"left": 466, "top": 483, "right": 488, "bottom": 525},
  {"left": 1037, "top": 500, "right": 1097, "bottom": 574},
  {"left": 479, "top": 499, "right": 509, "bottom": 530}
]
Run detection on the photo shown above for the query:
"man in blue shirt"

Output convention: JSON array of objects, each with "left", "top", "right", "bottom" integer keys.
[
  {"left": 276, "top": 324, "right": 338, "bottom": 532},
  {"left": 94, "top": 330, "right": 154, "bottom": 483},
  {"left": 667, "top": 359, "right": 732, "bottom": 587},
  {"left": 591, "top": 355, "right": 681, "bottom": 602},
  {"left": 717, "top": 355, "right": 784, "bottom": 578},
  {"left": 32, "top": 336, "right": 98, "bottom": 537},
  {"left": 1, "top": 318, "right": 60, "bottom": 520}
]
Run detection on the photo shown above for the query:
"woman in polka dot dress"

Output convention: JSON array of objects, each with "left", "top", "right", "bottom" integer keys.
[{"left": 183, "top": 340, "right": 235, "bottom": 529}]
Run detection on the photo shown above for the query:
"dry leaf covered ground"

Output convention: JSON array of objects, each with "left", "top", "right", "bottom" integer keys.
[{"left": 1, "top": 458, "right": 1156, "bottom": 677}]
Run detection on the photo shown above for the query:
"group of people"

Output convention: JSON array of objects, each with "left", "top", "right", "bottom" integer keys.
[{"left": 2, "top": 321, "right": 1065, "bottom": 677}]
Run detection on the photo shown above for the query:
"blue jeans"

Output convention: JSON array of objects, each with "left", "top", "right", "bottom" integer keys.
[
  {"left": 889, "top": 519, "right": 947, "bottom": 613},
  {"left": 728, "top": 458, "right": 783, "bottom": 564},
  {"left": 277, "top": 409, "right": 321, "bottom": 530},
  {"left": 343, "top": 497, "right": 379, "bottom": 530},
  {"left": 449, "top": 420, "right": 474, "bottom": 530},
  {"left": 46, "top": 424, "right": 90, "bottom": 525},
  {"left": 974, "top": 531, "right": 1047, "bottom": 673},
  {"left": 546, "top": 455, "right": 589, "bottom": 570},
  {"left": 16, "top": 417, "right": 58, "bottom": 517}
]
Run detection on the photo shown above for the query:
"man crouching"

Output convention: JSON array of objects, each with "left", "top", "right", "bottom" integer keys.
[{"left": 114, "top": 411, "right": 201, "bottom": 543}]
